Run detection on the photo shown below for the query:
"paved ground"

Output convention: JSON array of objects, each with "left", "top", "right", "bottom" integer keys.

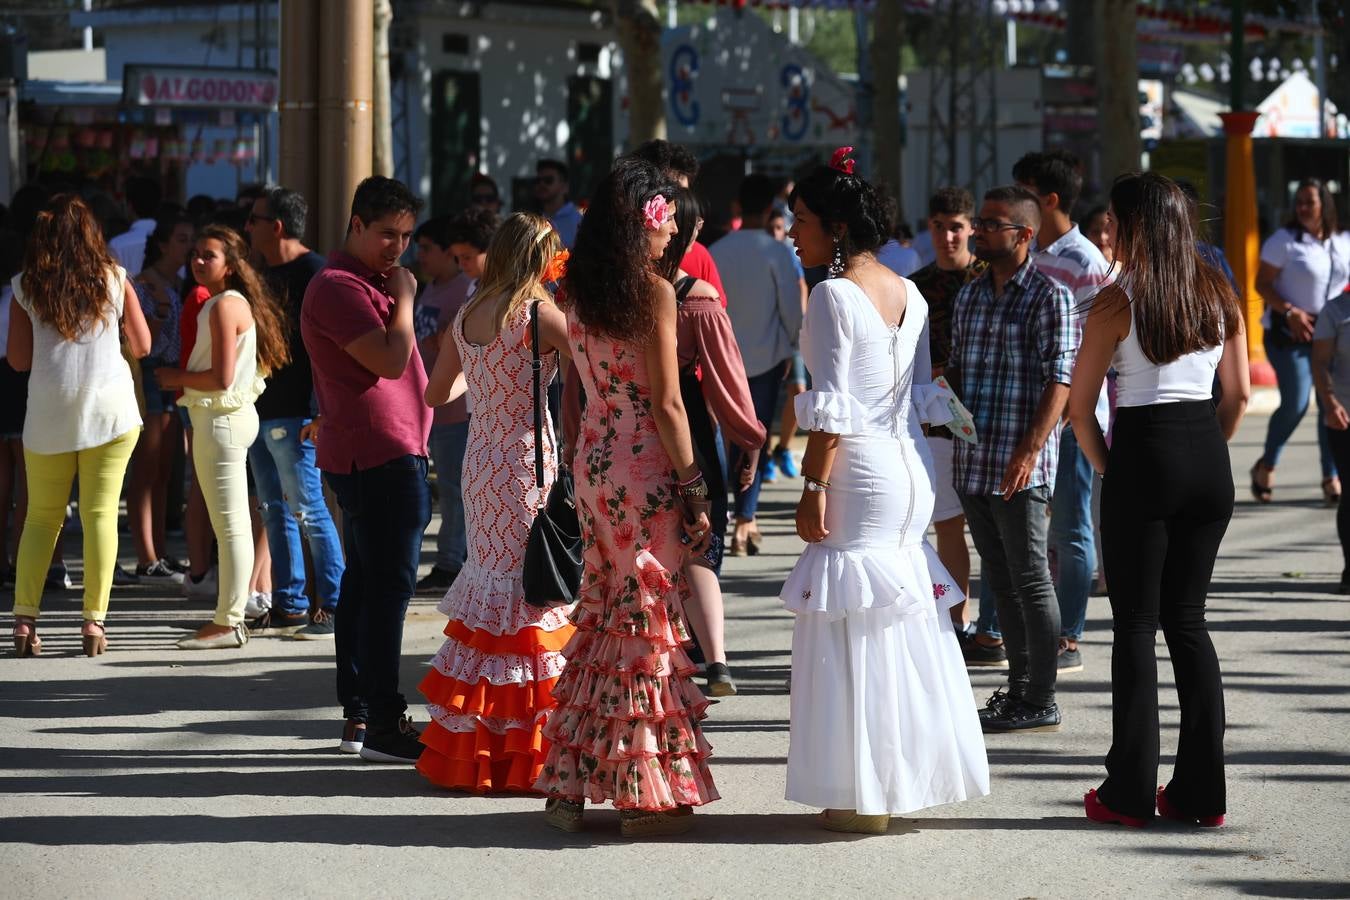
[{"left": 2, "top": 407, "right": 1349, "bottom": 899}]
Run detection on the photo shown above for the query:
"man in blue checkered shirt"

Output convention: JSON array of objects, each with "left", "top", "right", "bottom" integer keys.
[{"left": 949, "top": 184, "right": 1077, "bottom": 735}]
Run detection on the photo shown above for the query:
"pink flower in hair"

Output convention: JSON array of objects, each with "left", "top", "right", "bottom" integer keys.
[
  {"left": 643, "top": 195, "right": 671, "bottom": 231},
  {"left": 829, "top": 146, "right": 856, "bottom": 175}
]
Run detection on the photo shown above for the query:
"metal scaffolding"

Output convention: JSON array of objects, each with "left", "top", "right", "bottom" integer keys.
[{"left": 924, "top": 0, "right": 1003, "bottom": 195}]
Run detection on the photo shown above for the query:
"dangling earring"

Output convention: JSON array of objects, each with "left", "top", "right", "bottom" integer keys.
[{"left": 828, "top": 239, "right": 845, "bottom": 278}]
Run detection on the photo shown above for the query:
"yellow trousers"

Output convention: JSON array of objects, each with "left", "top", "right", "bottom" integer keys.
[{"left": 13, "top": 427, "right": 140, "bottom": 622}]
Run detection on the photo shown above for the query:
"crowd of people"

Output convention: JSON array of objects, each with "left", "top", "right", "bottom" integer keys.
[{"left": 4, "top": 135, "right": 1347, "bottom": 837}]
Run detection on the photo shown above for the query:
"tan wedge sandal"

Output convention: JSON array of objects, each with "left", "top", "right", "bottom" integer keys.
[
  {"left": 619, "top": 806, "right": 694, "bottom": 838},
  {"left": 82, "top": 621, "right": 108, "bottom": 657},
  {"left": 13, "top": 615, "right": 41, "bottom": 657},
  {"left": 543, "top": 798, "right": 585, "bottom": 833},
  {"left": 820, "top": 809, "right": 891, "bottom": 835}
]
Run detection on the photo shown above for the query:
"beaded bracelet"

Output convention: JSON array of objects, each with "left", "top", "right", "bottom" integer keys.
[{"left": 804, "top": 475, "right": 831, "bottom": 488}]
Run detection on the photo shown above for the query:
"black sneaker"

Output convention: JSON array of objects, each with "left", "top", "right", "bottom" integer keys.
[
  {"left": 112, "top": 564, "right": 140, "bottom": 587},
  {"left": 360, "top": 716, "right": 424, "bottom": 763},
  {"left": 705, "top": 662, "right": 737, "bottom": 697},
  {"left": 1057, "top": 643, "right": 1084, "bottom": 673},
  {"left": 982, "top": 699, "right": 1062, "bottom": 734},
  {"left": 248, "top": 609, "right": 310, "bottom": 636},
  {"left": 162, "top": 557, "right": 190, "bottom": 575},
  {"left": 292, "top": 607, "right": 336, "bottom": 641},
  {"left": 339, "top": 719, "right": 366, "bottom": 754},
  {"left": 977, "top": 688, "right": 1021, "bottom": 722},
  {"left": 415, "top": 566, "right": 458, "bottom": 593},
  {"left": 45, "top": 566, "right": 73, "bottom": 591},
  {"left": 136, "top": 559, "right": 185, "bottom": 585},
  {"left": 963, "top": 637, "right": 1009, "bottom": 669}
]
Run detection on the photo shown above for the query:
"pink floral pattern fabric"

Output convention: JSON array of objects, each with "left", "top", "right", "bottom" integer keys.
[{"left": 534, "top": 310, "right": 720, "bottom": 810}]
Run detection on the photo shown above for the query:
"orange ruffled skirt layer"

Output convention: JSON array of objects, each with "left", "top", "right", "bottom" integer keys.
[
  {"left": 534, "top": 548, "right": 720, "bottom": 810},
  {"left": 417, "top": 564, "right": 575, "bottom": 793}
]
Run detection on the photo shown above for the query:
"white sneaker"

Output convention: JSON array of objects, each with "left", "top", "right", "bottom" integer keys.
[
  {"left": 244, "top": 591, "right": 272, "bottom": 618},
  {"left": 183, "top": 567, "right": 219, "bottom": 599}
]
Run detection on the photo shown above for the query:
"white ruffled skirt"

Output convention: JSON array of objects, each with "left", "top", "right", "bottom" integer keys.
[{"left": 780, "top": 431, "right": 990, "bottom": 816}]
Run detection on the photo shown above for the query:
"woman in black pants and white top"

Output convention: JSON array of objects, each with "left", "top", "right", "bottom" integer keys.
[{"left": 1068, "top": 172, "right": 1250, "bottom": 829}]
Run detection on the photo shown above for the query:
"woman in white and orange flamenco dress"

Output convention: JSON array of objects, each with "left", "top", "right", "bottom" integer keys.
[{"left": 418, "top": 212, "right": 575, "bottom": 791}]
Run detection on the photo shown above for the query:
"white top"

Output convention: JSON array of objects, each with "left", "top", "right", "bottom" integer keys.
[
  {"left": 793, "top": 278, "right": 953, "bottom": 442},
  {"left": 107, "top": 218, "right": 156, "bottom": 277},
  {"left": 178, "top": 290, "right": 266, "bottom": 411},
  {"left": 1259, "top": 227, "right": 1350, "bottom": 322},
  {"left": 1111, "top": 296, "right": 1222, "bottom": 408},
  {"left": 11, "top": 267, "right": 142, "bottom": 453},
  {"left": 877, "top": 240, "right": 921, "bottom": 277},
  {"left": 710, "top": 228, "right": 804, "bottom": 378}
]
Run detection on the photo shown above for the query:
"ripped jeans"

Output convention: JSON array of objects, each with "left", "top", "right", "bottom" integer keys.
[{"left": 247, "top": 416, "right": 345, "bottom": 615}]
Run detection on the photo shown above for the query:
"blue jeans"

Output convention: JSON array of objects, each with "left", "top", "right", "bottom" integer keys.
[
  {"left": 247, "top": 418, "right": 345, "bottom": 615},
  {"left": 1263, "top": 337, "right": 1336, "bottom": 478},
  {"left": 974, "top": 571, "right": 1001, "bottom": 639},
  {"left": 428, "top": 420, "right": 469, "bottom": 572},
  {"left": 732, "top": 363, "right": 785, "bottom": 522},
  {"left": 325, "top": 455, "right": 431, "bottom": 728},
  {"left": 1051, "top": 425, "right": 1097, "bottom": 641}
]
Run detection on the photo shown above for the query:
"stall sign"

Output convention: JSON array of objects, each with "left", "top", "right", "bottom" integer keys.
[{"left": 122, "top": 65, "right": 278, "bottom": 111}]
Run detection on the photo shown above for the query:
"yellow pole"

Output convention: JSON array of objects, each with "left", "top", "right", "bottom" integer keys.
[{"left": 1219, "top": 110, "right": 1275, "bottom": 386}]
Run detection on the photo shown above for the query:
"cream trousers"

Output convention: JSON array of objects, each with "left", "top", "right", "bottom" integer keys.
[{"left": 189, "top": 405, "right": 259, "bottom": 627}]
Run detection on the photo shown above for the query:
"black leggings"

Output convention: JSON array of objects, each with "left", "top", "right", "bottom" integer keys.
[
  {"left": 1326, "top": 427, "right": 1350, "bottom": 579},
  {"left": 1098, "top": 400, "right": 1233, "bottom": 819}
]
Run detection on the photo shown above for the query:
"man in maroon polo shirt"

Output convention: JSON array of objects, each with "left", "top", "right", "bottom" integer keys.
[{"left": 300, "top": 176, "right": 431, "bottom": 764}]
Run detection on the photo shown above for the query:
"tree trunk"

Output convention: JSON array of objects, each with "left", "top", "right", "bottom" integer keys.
[
  {"left": 870, "top": 0, "right": 903, "bottom": 213},
  {"left": 1097, "top": 0, "right": 1140, "bottom": 185},
  {"left": 1065, "top": 0, "right": 1101, "bottom": 67},
  {"left": 372, "top": 0, "right": 394, "bottom": 178},
  {"left": 613, "top": 0, "right": 666, "bottom": 146}
]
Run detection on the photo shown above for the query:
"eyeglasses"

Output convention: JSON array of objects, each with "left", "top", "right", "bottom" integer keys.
[
  {"left": 970, "top": 217, "right": 1025, "bottom": 233},
  {"left": 535, "top": 176, "right": 558, "bottom": 186},
  {"left": 248, "top": 213, "right": 277, "bottom": 225},
  {"left": 471, "top": 193, "right": 497, "bottom": 204}
]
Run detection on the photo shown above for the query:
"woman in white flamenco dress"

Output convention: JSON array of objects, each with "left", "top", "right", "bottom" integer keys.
[{"left": 781, "top": 260, "right": 990, "bottom": 835}]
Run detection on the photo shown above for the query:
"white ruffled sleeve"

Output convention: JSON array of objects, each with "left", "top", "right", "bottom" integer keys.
[
  {"left": 794, "top": 281, "right": 867, "bottom": 435},
  {"left": 907, "top": 286, "right": 955, "bottom": 427}
]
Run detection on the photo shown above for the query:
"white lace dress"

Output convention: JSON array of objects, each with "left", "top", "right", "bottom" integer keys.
[{"left": 780, "top": 277, "right": 990, "bottom": 816}]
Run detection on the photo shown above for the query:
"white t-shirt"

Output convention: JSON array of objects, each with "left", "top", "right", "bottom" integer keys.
[
  {"left": 1259, "top": 227, "right": 1350, "bottom": 322},
  {"left": 11, "top": 266, "right": 142, "bottom": 453},
  {"left": 877, "top": 239, "right": 921, "bottom": 277},
  {"left": 709, "top": 229, "right": 804, "bottom": 378},
  {"left": 108, "top": 219, "right": 157, "bottom": 277}
]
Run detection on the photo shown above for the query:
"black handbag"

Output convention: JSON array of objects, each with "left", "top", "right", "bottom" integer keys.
[{"left": 522, "top": 301, "right": 584, "bottom": 609}]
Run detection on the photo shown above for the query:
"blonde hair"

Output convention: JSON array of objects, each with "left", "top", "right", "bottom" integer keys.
[{"left": 464, "top": 212, "right": 561, "bottom": 331}]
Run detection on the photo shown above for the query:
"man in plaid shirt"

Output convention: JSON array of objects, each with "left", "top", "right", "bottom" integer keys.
[{"left": 949, "top": 184, "right": 1077, "bottom": 735}]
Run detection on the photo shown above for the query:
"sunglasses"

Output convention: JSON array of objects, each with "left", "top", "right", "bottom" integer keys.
[
  {"left": 471, "top": 193, "right": 497, "bottom": 204},
  {"left": 248, "top": 212, "right": 277, "bottom": 225},
  {"left": 535, "top": 176, "right": 558, "bottom": 186},
  {"left": 970, "top": 218, "right": 1026, "bottom": 233}
]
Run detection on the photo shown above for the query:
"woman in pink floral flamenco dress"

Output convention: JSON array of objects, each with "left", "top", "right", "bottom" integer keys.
[
  {"left": 418, "top": 212, "right": 576, "bottom": 792},
  {"left": 536, "top": 157, "right": 719, "bottom": 837}
]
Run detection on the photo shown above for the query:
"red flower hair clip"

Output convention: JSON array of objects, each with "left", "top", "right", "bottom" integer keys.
[
  {"left": 829, "top": 146, "right": 856, "bottom": 175},
  {"left": 543, "top": 248, "right": 569, "bottom": 284}
]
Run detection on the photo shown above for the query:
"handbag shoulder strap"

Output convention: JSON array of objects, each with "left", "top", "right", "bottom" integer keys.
[
  {"left": 674, "top": 275, "right": 697, "bottom": 305},
  {"left": 530, "top": 300, "right": 545, "bottom": 493}
]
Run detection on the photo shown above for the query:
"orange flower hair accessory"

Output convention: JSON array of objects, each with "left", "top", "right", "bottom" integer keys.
[{"left": 543, "top": 248, "right": 569, "bottom": 284}]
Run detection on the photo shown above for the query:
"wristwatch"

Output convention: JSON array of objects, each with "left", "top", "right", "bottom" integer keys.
[{"left": 803, "top": 479, "right": 828, "bottom": 493}]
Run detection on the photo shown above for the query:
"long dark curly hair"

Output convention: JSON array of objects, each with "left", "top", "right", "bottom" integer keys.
[
  {"left": 20, "top": 194, "right": 119, "bottom": 341},
  {"left": 562, "top": 156, "right": 675, "bottom": 343}
]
